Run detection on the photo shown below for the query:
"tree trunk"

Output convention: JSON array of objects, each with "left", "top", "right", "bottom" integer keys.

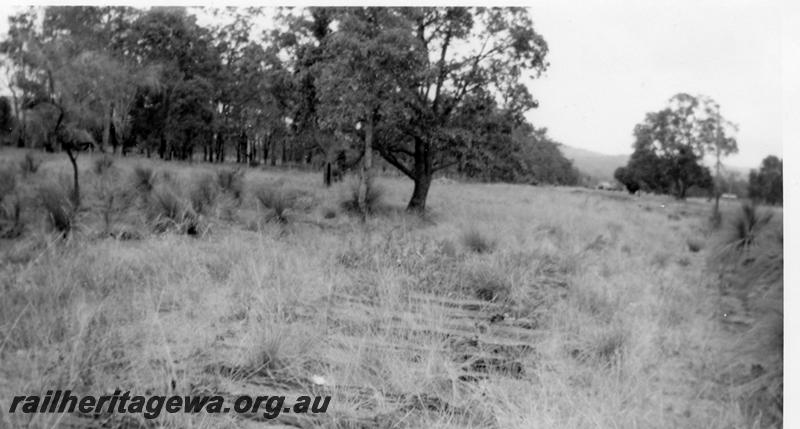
[
  {"left": 677, "top": 179, "right": 687, "bottom": 200},
  {"left": 109, "top": 118, "right": 118, "bottom": 154},
  {"left": 408, "top": 173, "right": 432, "bottom": 212},
  {"left": 236, "top": 135, "right": 241, "bottom": 163},
  {"left": 713, "top": 151, "right": 722, "bottom": 220},
  {"left": 158, "top": 133, "right": 166, "bottom": 159},
  {"left": 9, "top": 85, "right": 23, "bottom": 148},
  {"left": 324, "top": 162, "right": 332, "bottom": 187},
  {"left": 407, "top": 137, "right": 433, "bottom": 212},
  {"left": 263, "top": 133, "right": 270, "bottom": 165},
  {"left": 18, "top": 107, "right": 27, "bottom": 148},
  {"left": 358, "top": 115, "right": 374, "bottom": 221},
  {"left": 216, "top": 132, "right": 225, "bottom": 163},
  {"left": 271, "top": 137, "right": 278, "bottom": 166},
  {"left": 66, "top": 149, "right": 80, "bottom": 207},
  {"left": 102, "top": 102, "right": 111, "bottom": 152}
]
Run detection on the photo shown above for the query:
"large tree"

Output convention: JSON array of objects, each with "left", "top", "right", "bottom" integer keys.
[
  {"left": 314, "top": 8, "right": 420, "bottom": 217},
  {"left": 277, "top": 7, "right": 550, "bottom": 211},
  {"left": 383, "top": 8, "right": 549, "bottom": 211},
  {"left": 617, "top": 93, "right": 732, "bottom": 199}
]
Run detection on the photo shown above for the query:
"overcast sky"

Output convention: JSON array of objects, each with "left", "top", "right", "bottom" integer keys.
[
  {"left": 0, "top": 2, "right": 784, "bottom": 168},
  {"left": 522, "top": 0, "right": 782, "bottom": 169}
]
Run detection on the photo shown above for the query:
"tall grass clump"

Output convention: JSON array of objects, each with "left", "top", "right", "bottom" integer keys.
[
  {"left": 0, "top": 168, "right": 22, "bottom": 238},
  {"left": 148, "top": 186, "right": 198, "bottom": 235},
  {"left": 217, "top": 168, "right": 244, "bottom": 201},
  {"left": 0, "top": 195, "right": 22, "bottom": 238},
  {"left": 460, "top": 227, "right": 496, "bottom": 254},
  {"left": 0, "top": 167, "right": 16, "bottom": 200},
  {"left": 93, "top": 154, "right": 115, "bottom": 175},
  {"left": 255, "top": 184, "right": 297, "bottom": 224},
  {"left": 39, "top": 183, "right": 75, "bottom": 235},
  {"left": 20, "top": 151, "right": 42, "bottom": 176},
  {"left": 190, "top": 173, "right": 220, "bottom": 215},
  {"left": 460, "top": 263, "right": 511, "bottom": 302},
  {"left": 686, "top": 237, "right": 704, "bottom": 252},
  {"left": 94, "top": 174, "right": 134, "bottom": 237},
  {"left": 729, "top": 202, "right": 773, "bottom": 249},
  {"left": 132, "top": 165, "right": 157, "bottom": 196},
  {"left": 340, "top": 174, "right": 384, "bottom": 215}
]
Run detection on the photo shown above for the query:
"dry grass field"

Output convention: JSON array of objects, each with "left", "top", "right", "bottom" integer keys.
[{"left": 0, "top": 148, "right": 782, "bottom": 428}]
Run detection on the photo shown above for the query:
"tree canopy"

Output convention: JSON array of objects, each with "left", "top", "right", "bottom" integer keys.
[
  {"left": 1, "top": 6, "right": 583, "bottom": 211},
  {"left": 614, "top": 94, "right": 734, "bottom": 199}
]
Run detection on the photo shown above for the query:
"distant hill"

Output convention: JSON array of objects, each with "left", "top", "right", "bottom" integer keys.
[
  {"left": 557, "top": 145, "right": 629, "bottom": 182},
  {"left": 557, "top": 144, "right": 755, "bottom": 184}
]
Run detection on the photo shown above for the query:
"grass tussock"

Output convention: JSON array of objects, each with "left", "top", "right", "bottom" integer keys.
[
  {"left": 148, "top": 185, "right": 198, "bottom": 235},
  {"left": 728, "top": 202, "right": 773, "bottom": 249},
  {"left": 322, "top": 206, "right": 337, "bottom": 219},
  {"left": 20, "top": 151, "right": 42, "bottom": 176},
  {"left": 190, "top": 173, "right": 220, "bottom": 216},
  {"left": 687, "top": 237, "right": 704, "bottom": 252},
  {"left": 255, "top": 184, "right": 298, "bottom": 224},
  {"left": 93, "top": 154, "right": 115, "bottom": 175},
  {"left": 460, "top": 263, "right": 511, "bottom": 302},
  {"left": 0, "top": 169, "right": 22, "bottom": 238},
  {"left": 341, "top": 174, "right": 385, "bottom": 215},
  {"left": 461, "top": 227, "right": 496, "bottom": 254},
  {"left": 131, "top": 165, "right": 157, "bottom": 195},
  {"left": 0, "top": 195, "right": 22, "bottom": 238},
  {"left": 38, "top": 183, "right": 75, "bottom": 235},
  {"left": 217, "top": 168, "right": 244, "bottom": 201},
  {"left": 94, "top": 173, "right": 135, "bottom": 237},
  {"left": 0, "top": 167, "right": 16, "bottom": 201}
]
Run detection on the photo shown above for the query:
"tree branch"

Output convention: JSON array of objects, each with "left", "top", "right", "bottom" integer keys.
[
  {"left": 378, "top": 146, "right": 414, "bottom": 179},
  {"left": 431, "top": 26, "right": 453, "bottom": 115},
  {"left": 432, "top": 159, "right": 459, "bottom": 172}
]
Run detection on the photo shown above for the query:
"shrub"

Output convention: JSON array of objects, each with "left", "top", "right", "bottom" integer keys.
[
  {"left": 93, "top": 154, "right": 114, "bottom": 175},
  {"left": 340, "top": 174, "right": 384, "bottom": 215},
  {"left": 132, "top": 166, "right": 157, "bottom": 195},
  {"left": 217, "top": 169, "right": 244, "bottom": 201},
  {"left": 190, "top": 174, "right": 220, "bottom": 215},
  {"left": 729, "top": 202, "right": 773, "bottom": 249},
  {"left": 255, "top": 185, "right": 297, "bottom": 224},
  {"left": 461, "top": 228, "right": 496, "bottom": 254},
  {"left": 20, "top": 151, "right": 41, "bottom": 176},
  {"left": 39, "top": 184, "right": 74, "bottom": 235}
]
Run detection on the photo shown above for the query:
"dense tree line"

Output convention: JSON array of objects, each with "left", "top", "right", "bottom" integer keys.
[{"left": 0, "top": 6, "right": 580, "bottom": 210}]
